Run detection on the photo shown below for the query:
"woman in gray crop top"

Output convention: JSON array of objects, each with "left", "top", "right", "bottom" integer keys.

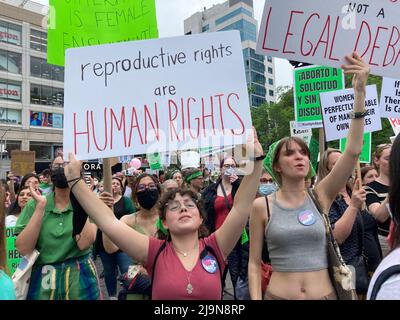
[{"left": 248, "top": 52, "right": 370, "bottom": 300}]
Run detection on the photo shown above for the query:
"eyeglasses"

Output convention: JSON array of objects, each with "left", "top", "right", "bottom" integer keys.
[
  {"left": 260, "top": 178, "right": 273, "bottom": 183},
  {"left": 223, "top": 164, "right": 236, "bottom": 168},
  {"left": 166, "top": 199, "right": 197, "bottom": 211},
  {"left": 137, "top": 183, "right": 158, "bottom": 192}
]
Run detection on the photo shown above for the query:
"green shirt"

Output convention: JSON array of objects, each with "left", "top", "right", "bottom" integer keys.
[{"left": 14, "top": 192, "right": 91, "bottom": 265}]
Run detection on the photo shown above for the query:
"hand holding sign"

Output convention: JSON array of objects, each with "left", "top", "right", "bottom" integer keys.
[
  {"left": 342, "top": 52, "right": 370, "bottom": 94},
  {"left": 65, "top": 153, "right": 83, "bottom": 182},
  {"left": 349, "top": 179, "right": 366, "bottom": 211}
]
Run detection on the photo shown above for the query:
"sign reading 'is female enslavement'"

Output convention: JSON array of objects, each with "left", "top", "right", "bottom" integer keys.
[
  {"left": 63, "top": 31, "right": 252, "bottom": 161},
  {"left": 256, "top": 0, "right": 400, "bottom": 78}
]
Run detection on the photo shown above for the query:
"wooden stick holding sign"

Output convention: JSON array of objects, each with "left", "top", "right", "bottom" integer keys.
[
  {"left": 102, "top": 157, "right": 119, "bottom": 193},
  {"left": 318, "top": 128, "right": 325, "bottom": 162},
  {"left": 356, "top": 160, "right": 366, "bottom": 211}
]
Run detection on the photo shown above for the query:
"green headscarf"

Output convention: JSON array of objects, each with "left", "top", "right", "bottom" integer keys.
[
  {"left": 185, "top": 170, "right": 203, "bottom": 184},
  {"left": 165, "top": 169, "right": 180, "bottom": 180},
  {"left": 263, "top": 139, "right": 316, "bottom": 187}
]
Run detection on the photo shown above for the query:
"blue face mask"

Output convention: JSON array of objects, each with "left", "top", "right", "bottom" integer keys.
[
  {"left": 224, "top": 167, "right": 237, "bottom": 177},
  {"left": 259, "top": 183, "right": 277, "bottom": 196}
]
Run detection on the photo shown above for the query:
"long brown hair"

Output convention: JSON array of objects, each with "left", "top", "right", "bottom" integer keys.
[
  {"left": 157, "top": 189, "right": 209, "bottom": 240},
  {"left": 0, "top": 185, "right": 8, "bottom": 274}
]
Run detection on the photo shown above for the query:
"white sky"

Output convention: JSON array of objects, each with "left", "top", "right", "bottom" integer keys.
[{"left": 29, "top": 0, "right": 293, "bottom": 88}]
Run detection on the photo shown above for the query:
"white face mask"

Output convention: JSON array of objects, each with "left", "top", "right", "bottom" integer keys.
[{"left": 258, "top": 183, "right": 277, "bottom": 196}]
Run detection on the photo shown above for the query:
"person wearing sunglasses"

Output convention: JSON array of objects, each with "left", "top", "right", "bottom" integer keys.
[
  {"left": 63, "top": 128, "right": 264, "bottom": 299},
  {"left": 95, "top": 177, "right": 136, "bottom": 300},
  {"left": 101, "top": 173, "right": 160, "bottom": 299}
]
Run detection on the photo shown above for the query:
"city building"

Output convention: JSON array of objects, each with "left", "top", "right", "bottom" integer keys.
[
  {"left": 184, "top": 0, "right": 276, "bottom": 107},
  {"left": 0, "top": 0, "right": 63, "bottom": 177}
]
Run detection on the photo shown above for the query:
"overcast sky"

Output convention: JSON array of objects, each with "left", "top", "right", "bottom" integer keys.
[{"left": 30, "top": 0, "right": 293, "bottom": 88}]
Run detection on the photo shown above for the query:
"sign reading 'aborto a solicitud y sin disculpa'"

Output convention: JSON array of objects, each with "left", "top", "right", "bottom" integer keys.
[{"left": 294, "top": 65, "right": 344, "bottom": 128}]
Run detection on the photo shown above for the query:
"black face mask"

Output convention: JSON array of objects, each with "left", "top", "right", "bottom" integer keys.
[
  {"left": 51, "top": 168, "right": 69, "bottom": 189},
  {"left": 137, "top": 189, "right": 159, "bottom": 210}
]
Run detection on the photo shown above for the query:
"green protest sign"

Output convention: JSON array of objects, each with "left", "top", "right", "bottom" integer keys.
[
  {"left": 6, "top": 227, "right": 22, "bottom": 275},
  {"left": 340, "top": 132, "right": 371, "bottom": 164},
  {"left": 148, "top": 152, "right": 162, "bottom": 170},
  {"left": 48, "top": 0, "right": 159, "bottom": 66},
  {"left": 294, "top": 66, "right": 344, "bottom": 128},
  {"left": 309, "top": 137, "right": 319, "bottom": 174}
]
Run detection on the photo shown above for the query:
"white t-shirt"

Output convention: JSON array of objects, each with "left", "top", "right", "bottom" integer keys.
[
  {"left": 5, "top": 215, "right": 18, "bottom": 228},
  {"left": 367, "top": 247, "right": 400, "bottom": 299}
]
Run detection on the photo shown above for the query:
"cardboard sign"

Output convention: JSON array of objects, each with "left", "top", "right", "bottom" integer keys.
[
  {"left": 320, "top": 85, "right": 381, "bottom": 141},
  {"left": 63, "top": 31, "right": 252, "bottom": 160},
  {"left": 388, "top": 117, "right": 400, "bottom": 136},
  {"left": 11, "top": 150, "right": 35, "bottom": 176},
  {"left": 256, "top": 0, "right": 400, "bottom": 78},
  {"left": 6, "top": 227, "right": 22, "bottom": 276},
  {"left": 290, "top": 121, "right": 312, "bottom": 146},
  {"left": 379, "top": 77, "right": 400, "bottom": 118},
  {"left": 47, "top": 0, "right": 158, "bottom": 66},
  {"left": 340, "top": 132, "right": 372, "bottom": 164},
  {"left": 293, "top": 66, "right": 344, "bottom": 128}
]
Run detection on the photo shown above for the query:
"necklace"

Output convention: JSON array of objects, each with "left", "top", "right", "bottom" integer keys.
[
  {"left": 185, "top": 271, "right": 193, "bottom": 295},
  {"left": 173, "top": 242, "right": 199, "bottom": 257}
]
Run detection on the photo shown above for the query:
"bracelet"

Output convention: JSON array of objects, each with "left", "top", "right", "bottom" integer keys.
[
  {"left": 250, "top": 154, "right": 266, "bottom": 161},
  {"left": 70, "top": 177, "right": 83, "bottom": 191},
  {"left": 67, "top": 176, "right": 82, "bottom": 183},
  {"left": 349, "top": 110, "right": 368, "bottom": 119}
]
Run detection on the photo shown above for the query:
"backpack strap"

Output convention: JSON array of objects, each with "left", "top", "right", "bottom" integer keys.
[
  {"left": 149, "top": 241, "right": 167, "bottom": 300},
  {"left": 201, "top": 245, "right": 224, "bottom": 300},
  {"left": 369, "top": 265, "right": 400, "bottom": 300}
]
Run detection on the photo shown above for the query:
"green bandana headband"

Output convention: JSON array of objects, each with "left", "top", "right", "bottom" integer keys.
[
  {"left": 156, "top": 217, "right": 168, "bottom": 235},
  {"left": 263, "top": 139, "right": 316, "bottom": 187},
  {"left": 185, "top": 171, "right": 202, "bottom": 184},
  {"left": 166, "top": 169, "right": 180, "bottom": 180}
]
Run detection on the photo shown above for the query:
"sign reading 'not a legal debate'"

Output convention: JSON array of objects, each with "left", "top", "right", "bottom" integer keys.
[
  {"left": 63, "top": 31, "right": 252, "bottom": 161},
  {"left": 256, "top": 0, "right": 400, "bottom": 78}
]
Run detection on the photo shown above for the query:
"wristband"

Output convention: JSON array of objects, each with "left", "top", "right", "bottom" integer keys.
[
  {"left": 250, "top": 154, "right": 266, "bottom": 161},
  {"left": 349, "top": 110, "right": 368, "bottom": 119},
  {"left": 70, "top": 177, "right": 83, "bottom": 191},
  {"left": 67, "top": 176, "right": 82, "bottom": 183}
]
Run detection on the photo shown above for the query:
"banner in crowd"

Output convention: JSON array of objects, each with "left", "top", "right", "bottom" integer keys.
[
  {"left": 379, "top": 77, "right": 400, "bottom": 118},
  {"left": 48, "top": 0, "right": 158, "bottom": 66},
  {"left": 11, "top": 150, "right": 35, "bottom": 176},
  {"left": 293, "top": 66, "right": 344, "bottom": 128},
  {"left": 256, "top": 0, "right": 400, "bottom": 78},
  {"left": 340, "top": 132, "right": 372, "bottom": 164},
  {"left": 290, "top": 121, "right": 312, "bottom": 146},
  {"left": 63, "top": 31, "right": 252, "bottom": 160},
  {"left": 30, "top": 111, "right": 63, "bottom": 128},
  {"left": 320, "top": 85, "right": 381, "bottom": 141},
  {"left": 6, "top": 227, "right": 22, "bottom": 275}
]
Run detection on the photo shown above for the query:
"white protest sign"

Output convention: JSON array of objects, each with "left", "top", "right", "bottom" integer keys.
[
  {"left": 256, "top": 0, "right": 400, "bottom": 78},
  {"left": 290, "top": 121, "right": 312, "bottom": 146},
  {"left": 63, "top": 31, "right": 251, "bottom": 160},
  {"left": 379, "top": 77, "right": 400, "bottom": 118},
  {"left": 180, "top": 151, "right": 200, "bottom": 169},
  {"left": 320, "top": 85, "right": 381, "bottom": 141},
  {"left": 160, "top": 153, "right": 171, "bottom": 167},
  {"left": 388, "top": 117, "right": 400, "bottom": 136}
]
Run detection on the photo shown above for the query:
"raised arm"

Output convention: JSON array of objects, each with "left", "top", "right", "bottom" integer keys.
[
  {"left": 248, "top": 197, "right": 267, "bottom": 300},
  {"left": 64, "top": 153, "right": 149, "bottom": 264},
  {"left": 316, "top": 52, "right": 369, "bottom": 212},
  {"left": 215, "top": 128, "right": 264, "bottom": 258}
]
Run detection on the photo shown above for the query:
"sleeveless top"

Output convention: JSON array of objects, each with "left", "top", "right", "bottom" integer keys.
[{"left": 265, "top": 192, "right": 328, "bottom": 272}]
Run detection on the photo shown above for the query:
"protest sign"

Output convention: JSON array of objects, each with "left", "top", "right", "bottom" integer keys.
[
  {"left": 11, "top": 150, "right": 35, "bottom": 176},
  {"left": 6, "top": 227, "right": 22, "bottom": 275},
  {"left": 379, "top": 77, "right": 400, "bottom": 118},
  {"left": 181, "top": 151, "right": 200, "bottom": 169},
  {"left": 290, "top": 121, "right": 312, "bottom": 146},
  {"left": 320, "top": 85, "right": 381, "bottom": 141},
  {"left": 294, "top": 66, "right": 344, "bottom": 128},
  {"left": 388, "top": 117, "right": 400, "bottom": 136},
  {"left": 256, "top": 0, "right": 400, "bottom": 78},
  {"left": 48, "top": 0, "right": 158, "bottom": 66},
  {"left": 63, "top": 31, "right": 252, "bottom": 160},
  {"left": 148, "top": 152, "right": 162, "bottom": 170},
  {"left": 160, "top": 153, "right": 171, "bottom": 167},
  {"left": 340, "top": 132, "right": 372, "bottom": 164}
]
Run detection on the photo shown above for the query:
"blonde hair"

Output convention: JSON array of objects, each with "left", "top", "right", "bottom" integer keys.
[{"left": 373, "top": 144, "right": 392, "bottom": 171}]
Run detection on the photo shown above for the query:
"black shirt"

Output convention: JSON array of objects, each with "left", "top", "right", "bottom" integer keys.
[{"left": 365, "top": 181, "right": 390, "bottom": 237}]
